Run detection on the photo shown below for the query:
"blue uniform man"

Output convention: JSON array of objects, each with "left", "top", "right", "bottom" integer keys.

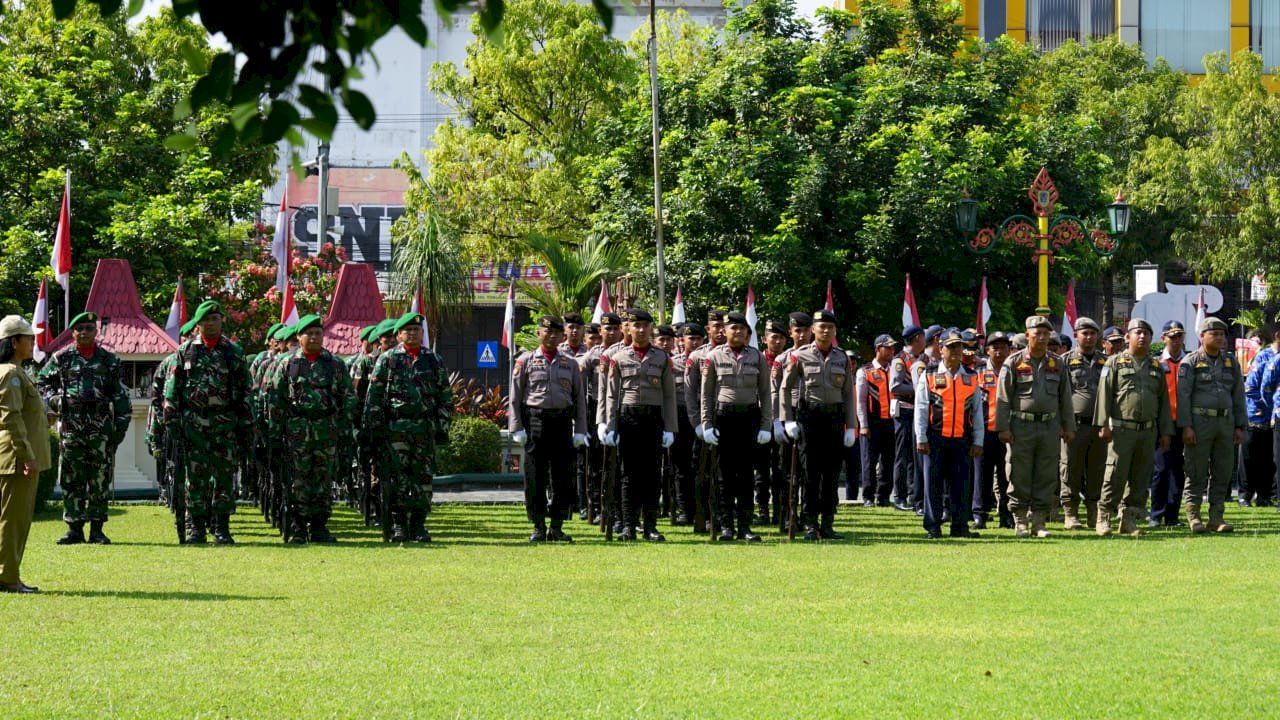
[{"left": 1242, "top": 330, "right": 1277, "bottom": 506}]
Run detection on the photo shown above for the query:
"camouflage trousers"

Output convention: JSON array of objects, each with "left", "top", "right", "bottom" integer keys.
[
  {"left": 183, "top": 411, "right": 238, "bottom": 521},
  {"left": 383, "top": 430, "right": 435, "bottom": 516},
  {"left": 60, "top": 435, "right": 113, "bottom": 523},
  {"left": 285, "top": 434, "right": 338, "bottom": 521}
]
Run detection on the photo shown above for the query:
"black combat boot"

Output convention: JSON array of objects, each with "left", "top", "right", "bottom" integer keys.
[
  {"left": 88, "top": 521, "right": 111, "bottom": 545},
  {"left": 390, "top": 512, "right": 408, "bottom": 543},
  {"left": 287, "top": 517, "right": 308, "bottom": 545},
  {"left": 818, "top": 516, "right": 845, "bottom": 541},
  {"left": 547, "top": 527, "right": 573, "bottom": 543},
  {"left": 212, "top": 515, "right": 235, "bottom": 545},
  {"left": 409, "top": 512, "right": 431, "bottom": 543},
  {"left": 57, "top": 522, "right": 86, "bottom": 545},
  {"left": 309, "top": 517, "right": 336, "bottom": 543},
  {"left": 529, "top": 526, "right": 548, "bottom": 543},
  {"left": 186, "top": 517, "right": 208, "bottom": 545},
  {"left": 756, "top": 504, "right": 770, "bottom": 526}
]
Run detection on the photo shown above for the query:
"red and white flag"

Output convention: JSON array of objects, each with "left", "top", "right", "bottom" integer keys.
[
  {"left": 671, "top": 284, "right": 686, "bottom": 325},
  {"left": 902, "top": 274, "right": 920, "bottom": 329},
  {"left": 500, "top": 279, "right": 516, "bottom": 350},
  {"left": 824, "top": 280, "right": 834, "bottom": 312},
  {"left": 164, "top": 276, "right": 187, "bottom": 342},
  {"left": 32, "top": 278, "right": 51, "bottom": 363},
  {"left": 271, "top": 189, "right": 292, "bottom": 294},
  {"left": 409, "top": 278, "right": 431, "bottom": 348},
  {"left": 976, "top": 276, "right": 992, "bottom": 336},
  {"left": 1062, "top": 279, "right": 1078, "bottom": 349},
  {"left": 51, "top": 172, "right": 72, "bottom": 325},
  {"left": 280, "top": 280, "right": 299, "bottom": 325},
  {"left": 590, "top": 279, "right": 611, "bottom": 325},
  {"left": 745, "top": 285, "right": 759, "bottom": 349},
  {"left": 1193, "top": 286, "right": 1206, "bottom": 344}
]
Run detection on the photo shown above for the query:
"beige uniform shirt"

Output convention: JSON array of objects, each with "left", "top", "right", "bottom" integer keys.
[
  {"left": 1094, "top": 351, "right": 1173, "bottom": 435},
  {"left": 604, "top": 344, "right": 677, "bottom": 433},
  {"left": 1176, "top": 350, "right": 1248, "bottom": 429},
  {"left": 509, "top": 348, "right": 587, "bottom": 434},
  {"left": 994, "top": 349, "right": 1076, "bottom": 433},
  {"left": 699, "top": 344, "right": 772, "bottom": 430},
  {"left": 778, "top": 343, "right": 857, "bottom": 428},
  {"left": 0, "top": 364, "right": 52, "bottom": 474}
]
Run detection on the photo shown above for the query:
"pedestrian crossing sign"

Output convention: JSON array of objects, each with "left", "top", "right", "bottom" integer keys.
[{"left": 477, "top": 341, "right": 499, "bottom": 368}]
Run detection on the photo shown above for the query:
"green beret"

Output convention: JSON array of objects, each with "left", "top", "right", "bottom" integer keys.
[
  {"left": 265, "top": 322, "right": 284, "bottom": 341},
  {"left": 358, "top": 324, "right": 379, "bottom": 342},
  {"left": 273, "top": 324, "right": 295, "bottom": 342},
  {"left": 181, "top": 300, "right": 222, "bottom": 336},
  {"left": 376, "top": 319, "right": 396, "bottom": 338},
  {"left": 69, "top": 311, "right": 98, "bottom": 329},
  {"left": 393, "top": 312, "right": 424, "bottom": 334},
  {"left": 293, "top": 314, "right": 322, "bottom": 336}
]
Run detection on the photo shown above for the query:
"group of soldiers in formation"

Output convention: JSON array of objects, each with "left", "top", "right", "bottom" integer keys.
[{"left": 36, "top": 292, "right": 1279, "bottom": 547}]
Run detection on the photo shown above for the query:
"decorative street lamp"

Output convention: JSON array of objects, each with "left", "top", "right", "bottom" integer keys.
[{"left": 956, "top": 167, "right": 1129, "bottom": 316}]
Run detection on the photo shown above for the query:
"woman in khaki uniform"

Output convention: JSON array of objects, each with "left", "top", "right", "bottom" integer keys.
[{"left": 0, "top": 315, "right": 51, "bottom": 594}]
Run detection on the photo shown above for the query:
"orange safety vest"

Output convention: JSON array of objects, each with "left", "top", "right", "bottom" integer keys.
[
  {"left": 864, "top": 365, "right": 892, "bottom": 420},
  {"left": 928, "top": 371, "right": 978, "bottom": 440},
  {"left": 1160, "top": 355, "right": 1181, "bottom": 418},
  {"left": 979, "top": 368, "right": 998, "bottom": 432}
]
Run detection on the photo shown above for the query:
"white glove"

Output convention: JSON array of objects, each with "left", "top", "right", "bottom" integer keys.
[
  {"left": 704, "top": 428, "right": 720, "bottom": 446},
  {"left": 511, "top": 430, "right": 528, "bottom": 446},
  {"left": 572, "top": 433, "right": 588, "bottom": 448},
  {"left": 603, "top": 431, "right": 619, "bottom": 447},
  {"left": 772, "top": 419, "right": 785, "bottom": 443},
  {"left": 597, "top": 423, "right": 608, "bottom": 444},
  {"left": 756, "top": 430, "right": 772, "bottom": 445},
  {"left": 661, "top": 431, "right": 674, "bottom": 448},
  {"left": 785, "top": 421, "right": 801, "bottom": 441},
  {"left": 694, "top": 423, "right": 705, "bottom": 441},
  {"left": 843, "top": 428, "right": 856, "bottom": 448}
]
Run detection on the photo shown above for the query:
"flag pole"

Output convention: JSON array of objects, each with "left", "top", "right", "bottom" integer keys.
[
  {"left": 648, "top": 0, "right": 665, "bottom": 324},
  {"left": 63, "top": 170, "right": 71, "bottom": 328}
]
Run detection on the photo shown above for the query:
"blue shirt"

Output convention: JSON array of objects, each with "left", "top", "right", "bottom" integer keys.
[
  {"left": 1245, "top": 346, "right": 1274, "bottom": 425},
  {"left": 1261, "top": 350, "right": 1280, "bottom": 424}
]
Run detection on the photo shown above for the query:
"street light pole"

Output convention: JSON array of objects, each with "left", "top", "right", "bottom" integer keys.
[
  {"left": 648, "top": 0, "right": 666, "bottom": 323},
  {"left": 956, "top": 168, "right": 1129, "bottom": 317}
]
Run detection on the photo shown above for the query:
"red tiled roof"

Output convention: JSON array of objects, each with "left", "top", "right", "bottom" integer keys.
[
  {"left": 46, "top": 259, "right": 179, "bottom": 357},
  {"left": 323, "top": 263, "right": 386, "bottom": 356}
]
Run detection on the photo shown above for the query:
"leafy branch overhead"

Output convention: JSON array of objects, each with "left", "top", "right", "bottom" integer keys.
[{"left": 54, "top": 0, "right": 617, "bottom": 155}]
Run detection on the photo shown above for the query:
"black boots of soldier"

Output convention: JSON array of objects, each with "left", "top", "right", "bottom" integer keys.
[
  {"left": 390, "top": 512, "right": 430, "bottom": 543},
  {"left": 57, "top": 522, "right": 85, "bottom": 545},
  {"left": 185, "top": 517, "right": 208, "bottom": 545},
  {"left": 88, "top": 521, "right": 110, "bottom": 544},
  {"left": 212, "top": 515, "right": 235, "bottom": 545}
]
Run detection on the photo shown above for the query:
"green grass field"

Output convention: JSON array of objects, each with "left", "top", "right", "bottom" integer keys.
[{"left": 4, "top": 502, "right": 1280, "bottom": 719}]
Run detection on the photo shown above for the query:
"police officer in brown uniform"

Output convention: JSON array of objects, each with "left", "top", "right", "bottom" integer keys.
[
  {"left": 684, "top": 310, "right": 725, "bottom": 533},
  {"left": 511, "top": 316, "right": 589, "bottom": 542},
  {"left": 756, "top": 320, "right": 789, "bottom": 524},
  {"left": 779, "top": 310, "right": 857, "bottom": 541},
  {"left": 701, "top": 312, "right": 773, "bottom": 542},
  {"left": 669, "top": 323, "right": 705, "bottom": 524},
  {"left": 580, "top": 312, "right": 622, "bottom": 524},
  {"left": 1094, "top": 318, "right": 1173, "bottom": 537},
  {"left": 603, "top": 308, "right": 677, "bottom": 542},
  {"left": 1060, "top": 316, "right": 1109, "bottom": 530},
  {"left": 1177, "top": 316, "right": 1247, "bottom": 533},
  {"left": 996, "top": 315, "right": 1076, "bottom": 538},
  {"left": 771, "top": 312, "right": 812, "bottom": 532}
]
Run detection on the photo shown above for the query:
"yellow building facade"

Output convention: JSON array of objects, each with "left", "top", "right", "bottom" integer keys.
[{"left": 840, "top": 1, "right": 1270, "bottom": 76}]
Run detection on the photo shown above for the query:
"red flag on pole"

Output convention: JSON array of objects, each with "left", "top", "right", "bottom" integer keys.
[
  {"left": 977, "top": 276, "right": 991, "bottom": 336},
  {"left": 272, "top": 188, "right": 292, "bottom": 294},
  {"left": 32, "top": 278, "right": 51, "bottom": 362},
  {"left": 281, "top": 280, "right": 299, "bottom": 325},
  {"left": 590, "top": 279, "right": 611, "bottom": 325},
  {"left": 902, "top": 274, "right": 921, "bottom": 329},
  {"left": 165, "top": 276, "right": 187, "bottom": 342},
  {"left": 824, "top": 280, "right": 834, "bottom": 312},
  {"left": 410, "top": 278, "right": 431, "bottom": 348},
  {"left": 51, "top": 171, "right": 72, "bottom": 326},
  {"left": 671, "top": 284, "right": 685, "bottom": 325},
  {"left": 1062, "top": 279, "right": 1078, "bottom": 348},
  {"left": 500, "top": 279, "right": 516, "bottom": 350},
  {"left": 745, "top": 285, "right": 759, "bottom": 349}
]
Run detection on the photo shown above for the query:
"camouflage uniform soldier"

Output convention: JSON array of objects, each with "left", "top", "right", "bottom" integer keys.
[
  {"left": 267, "top": 315, "right": 356, "bottom": 543},
  {"left": 1059, "top": 317, "right": 1108, "bottom": 530},
  {"left": 349, "top": 324, "right": 381, "bottom": 524},
  {"left": 1177, "top": 316, "right": 1247, "bottom": 533},
  {"left": 37, "top": 312, "right": 131, "bottom": 545},
  {"left": 1094, "top": 318, "right": 1173, "bottom": 537},
  {"left": 510, "top": 316, "right": 589, "bottom": 542},
  {"left": 995, "top": 315, "right": 1076, "bottom": 538},
  {"left": 164, "top": 301, "right": 252, "bottom": 544},
  {"left": 364, "top": 312, "right": 452, "bottom": 543}
]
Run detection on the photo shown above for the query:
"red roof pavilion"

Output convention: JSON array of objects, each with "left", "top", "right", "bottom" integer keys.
[
  {"left": 45, "top": 259, "right": 179, "bottom": 359},
  {"left": 323, "top": 263, "right": 385, "bottom": 356}
]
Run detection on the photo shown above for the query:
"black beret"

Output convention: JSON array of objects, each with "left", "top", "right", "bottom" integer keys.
[
  {"left": 788, "top": 312, "right": 813, "bottom": 328},
  {"left": 766, "top": 320, "right": 788, "bottom": 335},
  {"left": 725, "top": 311, "right": 749, "bottom": 327},
  {"left": 656, "top": 324, "right": 676, "bottom": 338},
  {"left": 562, "top": 312, "right": 584, "bottom": 325},
  {"left": 587, "top": 323, "right": 601, "bottom": 333},
  {"left": 538, "top": 315, "right": 565, "bottom": 331},
  {"left": 599, "top": 312, "right": 622, "bottom": 327},
  {"left": 811, "top": 309, "right": 838, "bottom": 325},
  {"left": 621, "top": 307, "right": 653, "bottom": 323},
  {"left": 706, "top": 310, "right": 726, "bottom": 323},
  {"left": 680, "top": 323, "right": 706, "bottom": 338}
]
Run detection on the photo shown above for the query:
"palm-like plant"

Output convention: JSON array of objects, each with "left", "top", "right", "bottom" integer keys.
[
  {"left": 390, "top": 206, "right": 474, "bottom": 350},
  {"left": 513, "top": 233, "right": 629, "bottom": 317}
]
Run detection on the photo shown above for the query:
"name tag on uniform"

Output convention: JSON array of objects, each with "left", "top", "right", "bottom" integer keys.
[{"left": 1016, "top": 363, "right": 1033, "bottom": 376}]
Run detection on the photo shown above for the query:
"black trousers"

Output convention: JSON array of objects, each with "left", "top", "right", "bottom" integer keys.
[
  {"left": 523, "top": 411, "right": 574, "bottom": 530},
  {"left": 923, "top": 435, "right": 973, "bottom": 534},
  {"left": 861, "top": 418, "right": 894, "bottom": 504},
  {"left": 1242, "top": 425, "right": 1275, "bottom": 503},
  {"left": 715, "top": 407, "right": 760, "bottom": 532},
  {"left": 976, "top": 430, "right": 1006, "bottom": 519},
  {"left": 754, "top": 438, "right": 775, "bottom": 511},
  {"left": 671, "top": 406, "right": 696, "bottom": 518},
  {"left": 1150, "top": 434, "right": 1185, "bottom": 523},
  {"left": 799, "top": 406, "right": 843, "bottom": 528},
  {"left": 619, "top": 407, "right": 663, "bottom": 531},
  {"left": 894, "top": 407, "right": 918, "bottom": 507}
]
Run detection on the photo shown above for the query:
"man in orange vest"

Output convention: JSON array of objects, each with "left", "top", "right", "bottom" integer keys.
[
  {"left": 857, "top": 334, "right": 899, "bottom": 507},
  {"left": 914, "top": 329, "right": 984, "bottom": 539}
]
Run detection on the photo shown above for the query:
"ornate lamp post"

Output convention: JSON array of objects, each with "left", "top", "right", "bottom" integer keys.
[{"left": 955, "top": 167, "right": 1129, "bottom": 316}]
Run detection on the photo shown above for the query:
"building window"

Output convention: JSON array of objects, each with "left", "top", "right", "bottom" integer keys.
[
  {"left": 1253, "top": 0, "right": 1280, "bottom": 70},
  {"left": 1027, "top": 0, "right": 1116, "bottom": 52},
  {"left": 1139, "top": 0, "right": 1230, "bottom": 72},
  {"left": 981, "top": 0, "right": 1007, "bottom": 42}
]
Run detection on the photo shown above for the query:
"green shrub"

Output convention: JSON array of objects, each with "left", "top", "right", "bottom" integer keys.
[
  {"left": 437, "top": 416, "right": 502, "bottom": 475},
  {"left": 36, "top": 428, "right": 58, "bottom": 514}
]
